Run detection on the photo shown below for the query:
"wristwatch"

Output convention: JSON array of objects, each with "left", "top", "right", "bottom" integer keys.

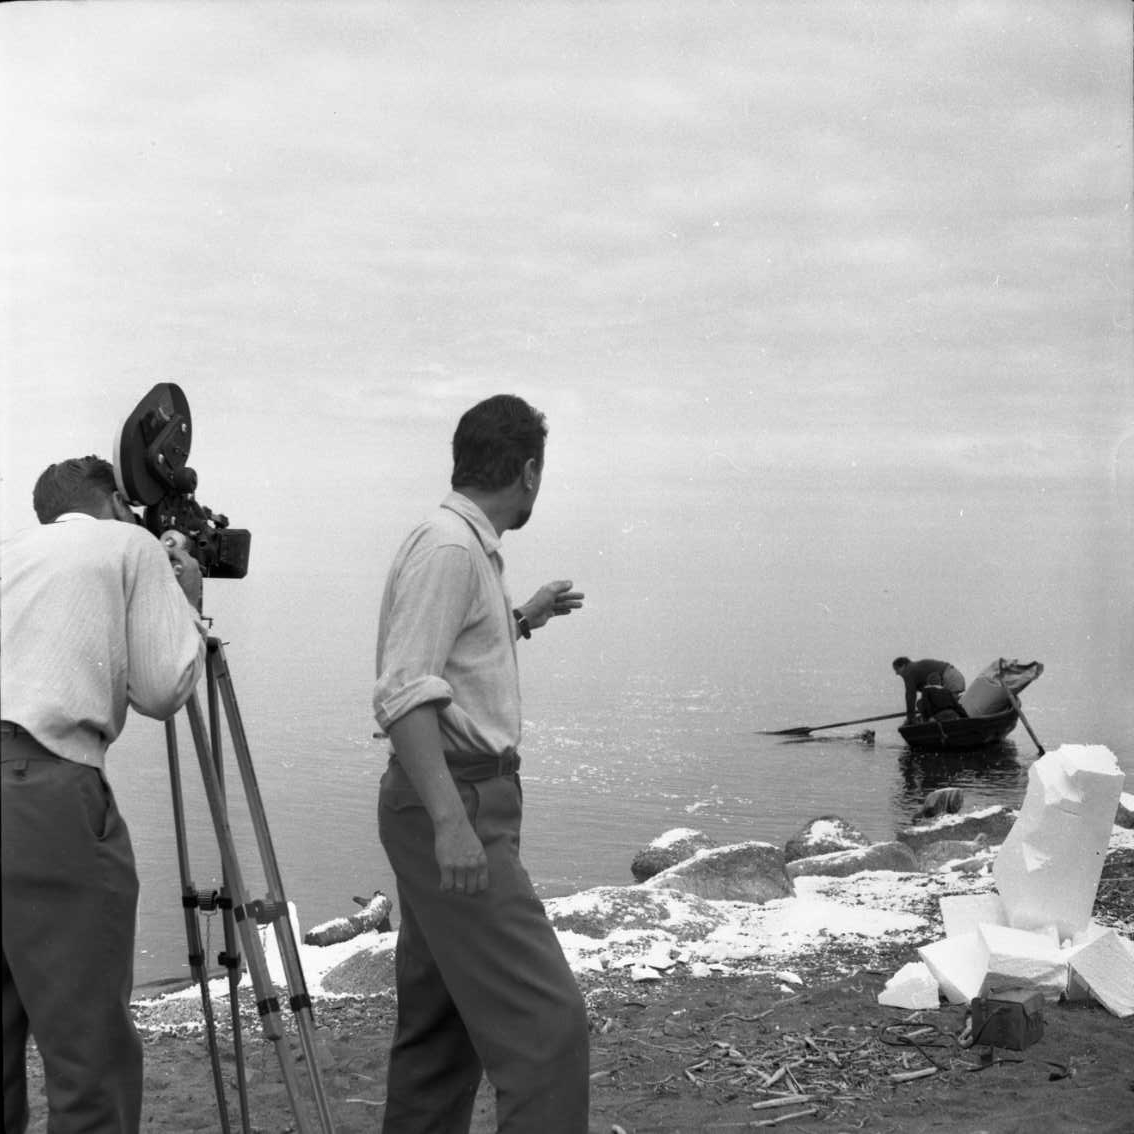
[{"left": 512, "top": 608, "right": 531, "bottom": 639}]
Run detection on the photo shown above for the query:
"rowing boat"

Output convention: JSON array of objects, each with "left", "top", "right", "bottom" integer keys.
[{"left": 898, "top": 705, "right": 1019, "bottom": 751}]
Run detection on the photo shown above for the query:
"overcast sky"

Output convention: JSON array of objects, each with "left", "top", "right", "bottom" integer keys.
[{"left": 2, "top": 1, "right": 1131, "bottom": 567}]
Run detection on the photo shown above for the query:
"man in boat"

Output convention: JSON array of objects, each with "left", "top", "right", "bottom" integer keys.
[{"left": 892, "top": 656, "right": 966, "bottom": 724}]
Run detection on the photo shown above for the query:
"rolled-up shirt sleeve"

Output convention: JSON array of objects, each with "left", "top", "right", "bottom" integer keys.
[{"left": 373, "top": 543, "right": 474, "bottom": 732}]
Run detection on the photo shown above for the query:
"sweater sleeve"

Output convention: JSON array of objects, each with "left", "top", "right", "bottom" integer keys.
[{"left": 123, "top": 536, "right": 206, "bottom": 720}]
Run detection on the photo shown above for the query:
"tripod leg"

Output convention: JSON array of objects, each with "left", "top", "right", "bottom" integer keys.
[
  {"left": 165, "top": 718, "right": 233, "bottom": 1134},
  {"left": 183, "top": 692, "right": 321, "bottom": 1134},
  {"left": 205, "top": 666, "right": 252, "bottom": 1134},
  {"left": 209, "top": 641, "right": 337, "bottom": 1134}
]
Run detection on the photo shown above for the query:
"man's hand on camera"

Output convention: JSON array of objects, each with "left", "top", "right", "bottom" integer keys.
[
  {"left": 161, "top": 531, "right": 203, "bottom": 611},
  {"left": 519, "top": 579, "right": 584, "bottom": 631}
]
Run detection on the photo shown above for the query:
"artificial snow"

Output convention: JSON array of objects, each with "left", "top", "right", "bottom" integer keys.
[{"left": 878, "top": 962, "right": 940, "bottom": 1010}]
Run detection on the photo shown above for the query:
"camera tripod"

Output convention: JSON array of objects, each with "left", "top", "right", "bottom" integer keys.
[{"left": 164, "top": 634, "right": 337, "bottom": 1134}]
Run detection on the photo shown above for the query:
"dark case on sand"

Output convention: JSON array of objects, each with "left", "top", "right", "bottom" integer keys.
[{"left": 970, "top": 989, "right": 1045, "bottom": 1050}]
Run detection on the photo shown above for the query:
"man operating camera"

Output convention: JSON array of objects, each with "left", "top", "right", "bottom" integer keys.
[{"left": 1, "top": 455, "right": 206, "bottom": 1134}]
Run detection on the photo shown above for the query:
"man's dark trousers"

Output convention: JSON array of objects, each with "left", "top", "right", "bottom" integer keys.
[
  {"left": 378, "top": 761, "right": 590, "bottom": 1133},
  {"left": 1, "top": 734, "right": 143, "bottom": 1134}
]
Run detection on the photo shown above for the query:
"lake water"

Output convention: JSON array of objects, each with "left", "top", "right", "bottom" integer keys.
[{"left": 111, "top": 481, "right": 1132, "bottom": 991}]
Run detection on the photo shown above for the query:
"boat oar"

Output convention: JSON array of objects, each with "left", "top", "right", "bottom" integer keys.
[
  {"left": 759, "top": 711, "right": 907, "bottom": 737},
  {"left": 998, "top": 681, "right": 1045, "bottom": 755}
]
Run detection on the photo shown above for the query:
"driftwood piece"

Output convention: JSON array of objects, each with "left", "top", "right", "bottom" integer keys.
[{"left": 304, "top": 892, "right": 392, "bottom": 946}]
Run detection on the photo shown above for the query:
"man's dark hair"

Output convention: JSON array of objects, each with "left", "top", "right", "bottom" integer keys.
[
  {"left": 451, "top": 395, "right": 547, "bottom": 491},
  {"left": 892, "top": 656, "right": 911, "bottom": 670},
  {"left": 32, "top": 455, "right": 118, "bottom": 523}
]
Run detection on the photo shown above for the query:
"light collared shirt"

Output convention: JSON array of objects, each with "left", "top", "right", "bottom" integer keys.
[
  {"left": 0, "top": 513, "right": 206, "bottom": 768},
  {"left": 373, "top": 492, "right": 521, "bottom": 758}
]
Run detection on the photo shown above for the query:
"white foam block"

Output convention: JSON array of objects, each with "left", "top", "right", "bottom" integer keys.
[
  {"left": 1061, "top": 918, "right": 1113, "bottom": 1001},
  {"left": 939, "top": 892, "right": 1007, "bottom": 939},
  {"left": 993, "top": 745, "right": 1125, "bottom": 939},
  {"left": 918, "top": 932, "right": 989, "bottom": 1005},
  {"left": 878, "top": 961, "right": 940, "bottom": 1010},
  {"left": 1066, "top": 920, "right": 1110, "bottom": 948},
  {"left": 979, "top": 924, "right": 1067, "bottom": 1000},
  {"left": 1065, "top": 930, "right": 1134, "bottom": 1018}
]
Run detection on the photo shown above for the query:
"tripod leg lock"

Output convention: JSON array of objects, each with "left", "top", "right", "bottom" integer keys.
[
  {"left": 182, "top": 888, "right": 221, "bottom": 912},
  {"left": 235, "top": 899, "right": 288, "bottom": 926},
  {"left": 217, "top": 950, "right": 242, "bottom": 971},
  {"left": 257, "top": 996, "right": 281, "bottom": 1018}
]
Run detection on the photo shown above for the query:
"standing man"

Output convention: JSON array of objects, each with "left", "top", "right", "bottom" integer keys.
[
  {"left": 892, "top": 656, "right": 967, "bottom": 724},
  {"left": 1, "top": 455, "right": 206, "bottom": 1134},
  {"left": 373, "top": 395, "right": 590, "bottom": 1132}
]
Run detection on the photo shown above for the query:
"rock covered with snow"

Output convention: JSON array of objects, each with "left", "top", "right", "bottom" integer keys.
[
  {"left": 895, "top": 805, "right": 1016, "bottom": 853},
  {"left": 914, "top": 836, "right": 991, "bottom": 873},
  {"left": 786, "top": 840, "right": 919, "bottom": 879},
  {"left": 783, "top": 816, "right": 870, "bottom": 863},
  {"left": 545, "top": 884, "right": 730, "bottom": 941},
  {"left": 641, "top": 841, "right": 794, "bottom": 903},
  {"left": 321, "top": 939, "right": 397, "bottom": 994},
  {"left": 630, "top": 827, "right": 717, "bottom": 881},
  {"left": 543, "top": 874, "right": 932, "bottom": 980}
]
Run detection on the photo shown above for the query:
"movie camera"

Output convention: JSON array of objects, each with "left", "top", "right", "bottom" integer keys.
[
  {"left": 113, "top": 386, "right": 332, "bottom": 1129},
  {"left": 113, "top": 383, "right": 251, "bottom": 578}
]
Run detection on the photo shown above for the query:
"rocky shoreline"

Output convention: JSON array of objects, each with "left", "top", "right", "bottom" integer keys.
[
  {"left": 137, "top": 789, "right": 1132, "bottom": 1011},
  {"left": 20, "top": 786, "right": 1131, "bottom": 1134}
]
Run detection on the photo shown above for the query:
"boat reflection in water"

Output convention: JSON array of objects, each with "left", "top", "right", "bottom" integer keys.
[{"left": 894, "top": 740, "right": 1032, "bottom": 817}]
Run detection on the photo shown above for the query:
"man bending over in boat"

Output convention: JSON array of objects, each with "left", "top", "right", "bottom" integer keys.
[{"left": 892, "top": 657, "right": 966, "bottom": 724}]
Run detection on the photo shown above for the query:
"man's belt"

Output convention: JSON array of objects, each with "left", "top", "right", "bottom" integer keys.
[
  {"left": 0, "top": 722, "right": 62, "bottom": 763},
  {"left": 444, "top": 749, "right": 521, "bottom": 781}
]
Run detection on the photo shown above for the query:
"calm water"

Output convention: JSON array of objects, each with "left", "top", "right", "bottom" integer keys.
[{"left": 112, "top": 481, "right": 1132, "bottom": 990}]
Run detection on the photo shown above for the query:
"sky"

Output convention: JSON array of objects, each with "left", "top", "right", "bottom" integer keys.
[
  {"left": 2, "top": 0, "right": 1131, "bottom": 582},
  {"left": 3, "top": 2, "right": 1132, "bottom": 969}
]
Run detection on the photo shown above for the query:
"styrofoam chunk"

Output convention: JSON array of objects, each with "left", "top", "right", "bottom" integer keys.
[
  {"left": 639, "top": 942, "right": 677, "bottom": 970},
  {"left": 1065, "top": 930, "right": 1134, "bottom": 1018},
  {"left": 939, "top": 893, "right": 1007, "bottom": 939},
  {"left": 1065, "top": 920, "right": 1110, "bottom": 950},
  {"left": 878, "top": 961, "right": 940, "bottom": 1010},
  {"left": 918, "top": 932, "right": 989, "bottom": 1005},
  {"left": 979, "top": 924, "right": 1067, "bottom": 1000},
  {"left": 993, "top": 745, "right": 1125, "bottom": 939}
]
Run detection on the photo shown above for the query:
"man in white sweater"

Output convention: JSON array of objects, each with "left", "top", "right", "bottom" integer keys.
[{"left": 1, "top": 455, "right": 206, "bottom": 1134}]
